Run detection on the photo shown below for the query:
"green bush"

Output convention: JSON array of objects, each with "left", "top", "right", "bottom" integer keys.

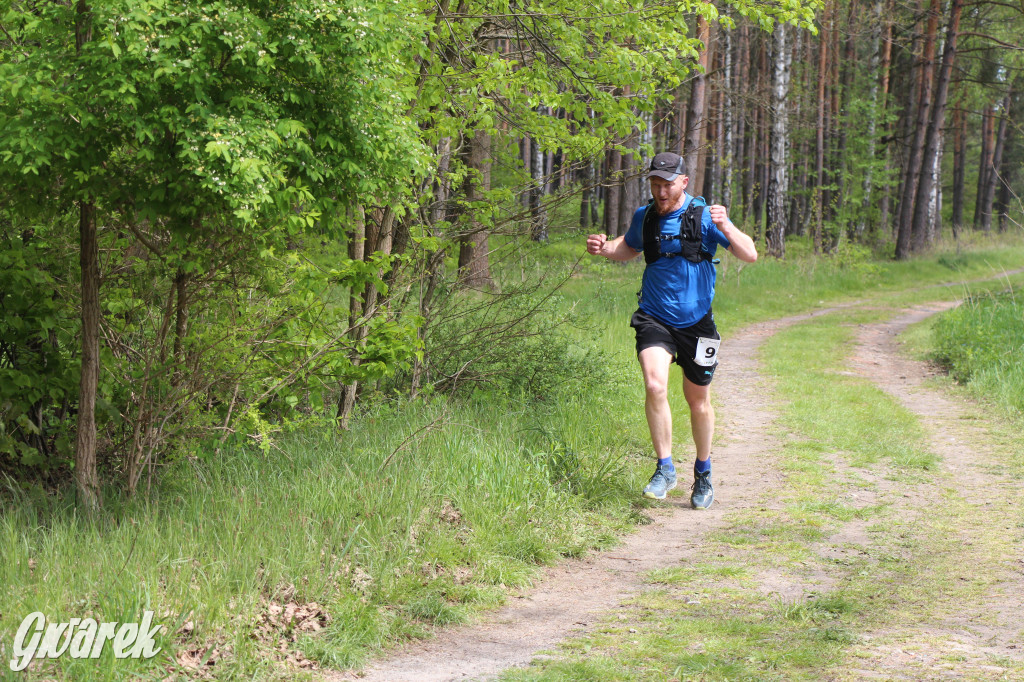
[{"left": 932, "top": 290, "right": 1024, "bottom": 417}]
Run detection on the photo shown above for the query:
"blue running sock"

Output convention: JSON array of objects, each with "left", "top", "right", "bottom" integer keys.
[
  {"left": 658, "top": 457, "right": 675, "bottom": 472},
  {"left": 694, "top": 457, "right": 711, "bottom": 473}
]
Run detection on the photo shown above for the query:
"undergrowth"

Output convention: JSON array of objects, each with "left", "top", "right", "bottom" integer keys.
[
  {"left": 3, "top": 233, "right": 1024, "bottom": 679},
  {"left": 931, "top": 288, "right": 1024, "bottom": 420}
]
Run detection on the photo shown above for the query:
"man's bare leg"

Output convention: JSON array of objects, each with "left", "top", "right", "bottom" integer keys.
[
  {"left": 683, "top": 377, "right": 714, "bottom": 461},
  {"left": 638, "top": 346, "right": 674, "bottom": 459},
  {"left": 683, "top": 376, "right": 715, "bottom": 509},
  {"left": 638, "top": 346, "right": 677, "bottom": 498}
]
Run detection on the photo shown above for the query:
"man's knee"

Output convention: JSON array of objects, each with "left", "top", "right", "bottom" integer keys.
[
  {"left": 687, "top": 395, "right": 712, "bottom": 416},
  {"left": 683, "top": 383, "right": 712, "bottom": 413},
  {"left": 645, "top": 378, "right": 669, "bottom": 402}
]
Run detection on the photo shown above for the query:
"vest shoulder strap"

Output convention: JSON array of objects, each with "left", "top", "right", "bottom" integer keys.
[{"left": 642, "top": 196, "right": 710, "bottom": 265}]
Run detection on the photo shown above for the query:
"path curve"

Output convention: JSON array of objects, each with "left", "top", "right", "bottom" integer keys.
[
  {"left": 323, "top": 304, "right": 861, "bottom": 682},
  {"left": 842, "top": 304, "right": 1024, "bottom": 678}
]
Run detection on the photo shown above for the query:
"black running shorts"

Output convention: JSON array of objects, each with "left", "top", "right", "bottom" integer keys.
[{"left": 630, "top": 308, "right": 721, "bottom": 386}]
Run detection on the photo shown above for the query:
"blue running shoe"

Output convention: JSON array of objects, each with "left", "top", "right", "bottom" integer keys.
[
  {"left": 690, "top": 466, "right": 714, "bottom": 509},
  {"left": 643, "top": 465, "right": 677, "bottom": 500}
]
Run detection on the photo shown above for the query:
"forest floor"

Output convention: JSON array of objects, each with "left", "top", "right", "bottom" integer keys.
[{"left": 323, "top": 295, "right": 1024, "bottom": 681}]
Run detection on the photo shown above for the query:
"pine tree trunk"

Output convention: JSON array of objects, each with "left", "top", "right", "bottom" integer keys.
[
  {"left": 951, "top": 104, "right": 966, "bottom": 239},
  {"left": 974, "top": 104, "right": 994, "bottom": 231},
  {"left": 858, "top": 0, "right": 885, "bottom": 238},
  {"left": 458, "top": 129, "right": 493, "bottom": 288},
  {"left": 685, "top": 16, "right": 711, "bottom": 182},
  {"left": 814, "top": 16, "right": 828, "bottom": 254},
  {"left": 604, "top": 146, "right": 622, "bottom": 237},
  {"left": 736, "top": 24, "right": 750, "bottom": 219},
  {"left": 978, "top": 94, "right": 1011, "bottom": 233},
  {"left": 875, "top": 0, "right": 894, "bottom": 237},
  {"left": 895, "top": 0, "right": 940, "bottom": 258},
  {"left": 910, "top": 0, "right": 963, "bottom": 251}
]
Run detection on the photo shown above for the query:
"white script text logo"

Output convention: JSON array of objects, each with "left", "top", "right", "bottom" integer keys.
[{"left": 9, "top": 611, "right": 163, "bottom": 672}]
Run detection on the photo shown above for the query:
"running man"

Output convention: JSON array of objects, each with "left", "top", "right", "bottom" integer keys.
[{"left": 586, "top": 152, "right": 758, "bottom": 508}]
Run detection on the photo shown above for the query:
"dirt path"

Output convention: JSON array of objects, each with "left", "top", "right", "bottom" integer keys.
[
  {"left": 324, "top": 299, "right": 1024, "bottom": 681},
  {"left": 840, "top": 305, "right": 1024, "bottom": 679},
  {"left": 324, "top": 305, "right": 860, "bottom": 682}
]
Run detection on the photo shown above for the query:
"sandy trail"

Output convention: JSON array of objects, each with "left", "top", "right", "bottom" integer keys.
[
  {"left": 324, "top": 305, "right": 858, "bottom": 682},
  {"left": 839, "top": 305, "right": 1024, "bottom": 679},
  {"left": 325, "top": 298, "right": 1024, "bottom": 682}
]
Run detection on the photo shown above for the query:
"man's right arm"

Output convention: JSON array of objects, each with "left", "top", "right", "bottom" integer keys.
[{"left": 586, "top": 234, "right": 642, "bottom": 262}]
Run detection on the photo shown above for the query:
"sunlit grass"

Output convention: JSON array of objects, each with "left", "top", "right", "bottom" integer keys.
[{"left": 4, "top": 234, "right": 1024, "bottom": 679}]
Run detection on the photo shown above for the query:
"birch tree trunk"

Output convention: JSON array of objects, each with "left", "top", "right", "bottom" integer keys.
[
  {"left": 766, "top": 24, "right": 790, "bottom": 258},
  {"left": 530, "top": 108, "right": 549, "bottom": 241}
]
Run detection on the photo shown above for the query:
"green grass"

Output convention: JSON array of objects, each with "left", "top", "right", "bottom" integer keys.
[
  {"left": 0, "top": 393, "right": 650, "bottom": 679},
  {"left": 498, "top": 283, "right": 1024, "bottom": 682},
  {"left": 930, "top": 288, "right": 1024, "bottom": 420},
  {"left": 4, "top": 233, "right": 1024, "bottom": 679}
]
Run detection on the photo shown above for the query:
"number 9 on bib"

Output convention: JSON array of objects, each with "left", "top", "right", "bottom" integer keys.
[{"left": 694, "top": 337, "right": 721, "bottom": 367}]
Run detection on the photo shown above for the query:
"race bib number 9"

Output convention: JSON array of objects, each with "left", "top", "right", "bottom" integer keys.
[{"left": 694, "top": 337, "right": 721, "bottom": 367}]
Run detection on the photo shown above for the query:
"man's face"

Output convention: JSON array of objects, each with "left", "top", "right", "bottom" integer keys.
[{"left": 650, "top": 175, "right": 689, "bottom": 214}]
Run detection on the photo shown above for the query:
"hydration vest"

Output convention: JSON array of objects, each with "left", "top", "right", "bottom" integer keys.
[{"left": 641, "top": 196, "right": 713, "bottom": 265}]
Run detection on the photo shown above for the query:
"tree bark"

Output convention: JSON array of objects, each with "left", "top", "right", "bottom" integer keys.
[
  {"left": 977, "top": 93, "right": 1011, "bottom": 234},
  {"left": 685, "top": 16, "right": 711, "bottom": 185},
  {"left": 337, "top": 205, "right": 365, "bottom": 427},
  {"left": 529, "top": 113, "right": 549, "bottom": 241},
  {"left": 458, "top": 129, "right": 493, "bottom": 288},
  {"left": 74, "top": 0, "right": 100, "bottom": 511},
  {"left": 604, "top": 146, "right": 622, "bottom": 237},
  {"left": 766, "top": 23, "right": 790, "bottom": 258},
  {"left": 974, "top": 104, "right": 994, "bottom": 231},
  {"left": 910, "top": 0, "right": 963, "bottom": 252},
  {"left": 951, "top": 103, "right": 966, "bottom": 239},
  {"left": 895, "top": 0, "right": 940, "bottom": 259},
  {"left": 722, "top": 19, "right": 734, "bottom": 209},
  {"left": 75, "top": 200, "right": 102, "bottom": 510}
]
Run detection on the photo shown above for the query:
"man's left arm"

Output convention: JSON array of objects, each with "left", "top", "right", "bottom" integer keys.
[{"left": 708, "top": 205, "right": 758, "bottom": 263}]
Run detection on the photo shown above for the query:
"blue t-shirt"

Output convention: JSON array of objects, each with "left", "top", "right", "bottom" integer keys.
[{"left": 623, "top": 194, "right": 731, "bottom": 328}]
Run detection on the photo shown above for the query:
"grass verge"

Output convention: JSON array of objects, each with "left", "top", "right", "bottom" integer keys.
[
  {"left": 498, "top": 304, "right": 1024, "bottom": 681},
  {"left": 3, "top": 235, "right": 1024, "bottom": 679}
]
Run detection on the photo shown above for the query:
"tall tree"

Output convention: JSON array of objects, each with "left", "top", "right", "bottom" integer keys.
[
  {"left": 458, "top": 129, "right": 494, "bottom": 288},
  {"left": 685, "top": 16, "right": 712, "bottom": 190},
  {"left": 766, "top": 23, "right": 791, "bottom": 258},
  {"left": 910, "top": 0, "right": 964, "bottom": 252},
  {"left": 895, "top": 0, "right": 941, "bottom": 259}
]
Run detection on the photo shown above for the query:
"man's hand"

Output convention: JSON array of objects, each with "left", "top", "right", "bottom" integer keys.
[
  {"left": 709, "top": 204, "right": 758, "bottom": 263},
  {"left": 586, "top": 233, "right": 609, "bottom": 256},
  {"left": 709, "top": 204, "right": 730, "bottom": 228}
]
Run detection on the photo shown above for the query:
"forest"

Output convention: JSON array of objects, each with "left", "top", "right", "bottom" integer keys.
[{"left": 0, "top": 0, "right": 1021, "bottom": 512}]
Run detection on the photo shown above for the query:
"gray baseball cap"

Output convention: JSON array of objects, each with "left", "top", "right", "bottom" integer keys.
[{"left": 647, "top": 152, "right": 686, "bottom": 181}]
